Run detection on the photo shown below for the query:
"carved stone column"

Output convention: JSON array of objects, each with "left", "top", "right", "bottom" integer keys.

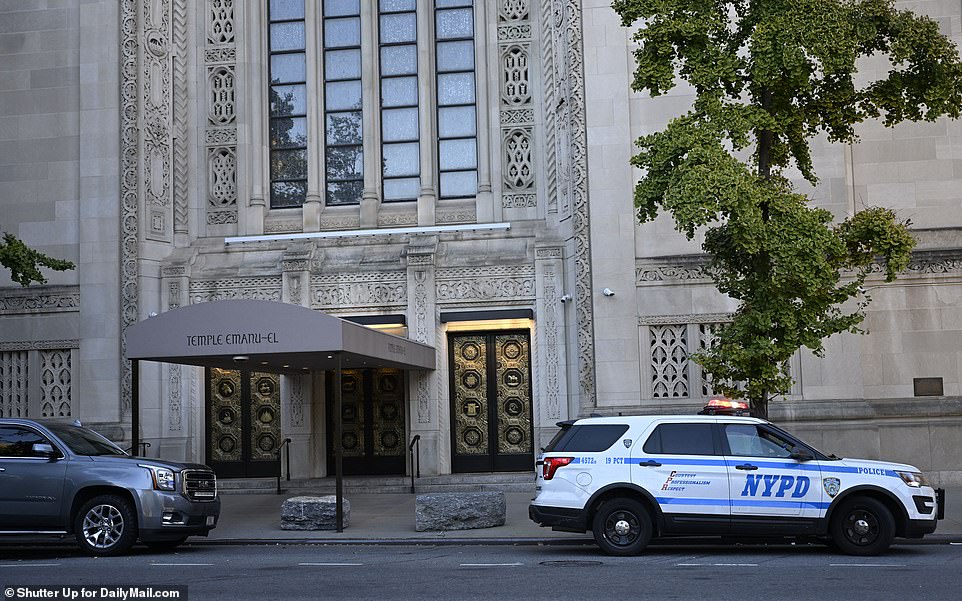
[
  {"left": 160, "top": 264, "right": 191, "bottom": 459},
  {"left": 281, "top": 247, "right": 313, "bottom": 477},
  {"left": 534, "top": 245, "right": 567, "bottom": 447},
  {"left": 406, "top": 237, "right": 440, "bottom": 474},
  {"left": 540, "top": 0, "right": 595, "bottom": 409},
  {"left": 282, "top": 247, "right": 312, "bottom": 308}
]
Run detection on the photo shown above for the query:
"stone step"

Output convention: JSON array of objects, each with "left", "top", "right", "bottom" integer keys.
[{"left": 217, "top": 472, "right": 535, "bottom": 495}]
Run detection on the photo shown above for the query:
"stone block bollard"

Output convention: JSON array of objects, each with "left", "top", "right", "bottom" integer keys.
[
  {"left": 280, "top": 495, "right": 350, "bottom": 530},
  {"left": 415, "top": 491, "right": 506, "bottom": 532}
]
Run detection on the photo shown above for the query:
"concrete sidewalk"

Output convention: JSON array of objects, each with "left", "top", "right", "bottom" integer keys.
[{"left": 201, "top": 487, "right": 962, "bottom": 545}]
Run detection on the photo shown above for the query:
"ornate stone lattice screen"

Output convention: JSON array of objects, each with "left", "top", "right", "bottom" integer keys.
[
  {"left": 206, "top": 0, "right": 238, "bottom": 226},
  {"left": 498, "top": 1, "right": 536, "bottom": 209}
]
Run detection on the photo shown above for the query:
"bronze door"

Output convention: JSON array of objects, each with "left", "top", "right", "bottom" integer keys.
[
  {"left": 450, "top": 331, "right": 533, "bottom": 472},
  {"left": 206, "top": 368, "right": 281, "bottom": 478},
  {"left": 326, "top": 368, "right": 406, "bottom": 475}
]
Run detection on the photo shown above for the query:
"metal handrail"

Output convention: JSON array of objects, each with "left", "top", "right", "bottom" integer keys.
[
  {"left": 276, "top": 438, "right": 292, "bottom": 495},
  {"left": 408, "top": 434, "right": 421, "bottom": 494},
  {"left": 126, "top": 441, "right": 151, "bottom": 456}
]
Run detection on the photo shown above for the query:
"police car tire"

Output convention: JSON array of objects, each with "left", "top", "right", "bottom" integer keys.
[
  {"left": 830, "top": 497, "right": 895, "bottom": 556},
  {"left": 591, "top": 498, "right": 652, "bottom": 556}
]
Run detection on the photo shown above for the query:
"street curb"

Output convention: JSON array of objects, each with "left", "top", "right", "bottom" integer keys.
[
  {"left": 186, "top": 535, "right": 962, "bottom": 547},
  {"left": 192, "top": 537, "right": 594, "bottom": 547}
]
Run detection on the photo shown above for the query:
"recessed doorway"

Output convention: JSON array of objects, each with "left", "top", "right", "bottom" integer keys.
[{"left": 449, "top": 331, "right": 533, "bottom": 472}]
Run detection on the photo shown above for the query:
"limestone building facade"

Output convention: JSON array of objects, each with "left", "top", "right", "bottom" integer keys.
[{"left": 1, "top": 0, "right": 960, "bottom": 483}]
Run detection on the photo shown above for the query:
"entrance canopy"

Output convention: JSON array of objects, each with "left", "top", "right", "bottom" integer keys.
[{"left": 126, "top": 299, "right": 435, "bottom": 373}]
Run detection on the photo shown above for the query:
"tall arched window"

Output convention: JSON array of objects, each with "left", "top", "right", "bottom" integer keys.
[{"left": 265, "top": 0, "right": 478, "bottom": 210}]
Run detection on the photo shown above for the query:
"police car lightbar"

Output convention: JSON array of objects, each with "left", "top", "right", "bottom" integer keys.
[{"left": 699, "top": 397, "right": 752, "bottom": 416}]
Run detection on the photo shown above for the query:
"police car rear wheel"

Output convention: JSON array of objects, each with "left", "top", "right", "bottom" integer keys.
[
  {"left": 592, "top": 498, "right": 651, "bottom": 556},
  {"left": 830, "top": 497, "right": 895, "bottom": 556}
]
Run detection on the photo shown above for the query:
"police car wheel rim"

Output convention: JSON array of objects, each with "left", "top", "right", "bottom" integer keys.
[
  {"left": 843, "top": 509, "right": 879, "bottom": 546},
  {"left": 604, "top": 510, "right": 640, "bottom": 546}
]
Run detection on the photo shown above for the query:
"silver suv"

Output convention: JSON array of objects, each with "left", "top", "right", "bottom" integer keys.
[{"left": 0, "top": 418, "right": 220, "bottom": 556}]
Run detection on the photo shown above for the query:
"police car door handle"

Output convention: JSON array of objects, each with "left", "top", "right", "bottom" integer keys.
[
  {"left": 735, "top": 463, "right": 758, "bottom": 471},
  {"left": 638, "top": 460, "right": 662, "bottom": 467}
]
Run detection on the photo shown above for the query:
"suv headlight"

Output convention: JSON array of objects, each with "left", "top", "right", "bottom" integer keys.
[
  {"left": 140, "top": 464, "right": 177, "bottom": 491},
  {"left": 896, "top": 470, "right": 928, "bottom": 488}
]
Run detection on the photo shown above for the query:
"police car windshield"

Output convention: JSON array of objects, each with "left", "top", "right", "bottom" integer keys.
[
  {"left": 766, "top": 423, "right": 839, "bottom": 460},
  {"left": 44, "top": 423, "right": 128, "bottom": 456}
]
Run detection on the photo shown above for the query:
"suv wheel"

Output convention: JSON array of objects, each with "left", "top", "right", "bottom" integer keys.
[
  {"left": 592, "top": 498, "right": 652, "bottom": 556},
  {"left": 830, "top": 496, "right": 895, "bottom": 556},
  {"left": 74, "top": 495, "right": 138, "bottom": 557}
]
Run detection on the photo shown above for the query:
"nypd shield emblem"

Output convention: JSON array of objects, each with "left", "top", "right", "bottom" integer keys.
[
  {"left": 623, "top": 439, "right": 632, "bottom": 449},
  {"left": 823, "top": 477, "right": 841, "bottom": 498}
]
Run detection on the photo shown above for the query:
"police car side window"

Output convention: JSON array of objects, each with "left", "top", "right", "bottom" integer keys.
[
  {"left": 724, "top": 424, "right": 793, "bottom": 458},
  {"left": 549, "top": 425, "right": 629, "bottom": 452},
  {"left": 642, "top": 423, "right": 716, "bottom": 455}
]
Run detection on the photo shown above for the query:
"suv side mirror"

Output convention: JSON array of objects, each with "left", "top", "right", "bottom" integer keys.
[
  {"left": 32, "top": 443, "right": 60, "bottom": 460},
  {"left": 789, "top": 446, "right": 813, "bottom": 462}
]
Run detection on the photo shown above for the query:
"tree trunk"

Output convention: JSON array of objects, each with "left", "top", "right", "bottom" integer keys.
[{"left": 752, "top": 393, "right": 769, "bottom": 421}]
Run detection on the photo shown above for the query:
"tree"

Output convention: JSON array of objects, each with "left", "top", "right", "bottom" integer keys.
[
  {"left": 0, "top": 231, "right": 75, "bottom": 287},
  {"left": 612, "top": 0, "right": 962, "bottom": 419}
]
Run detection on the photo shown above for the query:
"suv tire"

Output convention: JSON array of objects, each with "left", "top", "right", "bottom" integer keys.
[
  {"left": 830, "top": 496, "right": 895, "bottom": 556},
  {"left": 74, "top": 494, "right": 139, "bottom": 557},
  {"left": 592, "top": 498, "right": 652, "bottom": 556}
]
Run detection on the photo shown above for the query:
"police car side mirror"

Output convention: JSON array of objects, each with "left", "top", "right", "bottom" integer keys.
[{"left": 789, "top": 446, "right": 813, "bottom": 461}]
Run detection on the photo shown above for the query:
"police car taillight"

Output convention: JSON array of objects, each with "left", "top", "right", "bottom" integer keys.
[
  {"left": 542, "top": 457, "right": 574, "bottom": 480},
  {"left": 699, "top": 397, "right": 751, "bottom": 416}
]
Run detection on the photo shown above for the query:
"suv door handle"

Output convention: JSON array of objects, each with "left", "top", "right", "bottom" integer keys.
[
  {"left": 735, "top": 463, "right": 758, "bottom": 471},
  {"left": 0, "top": 467, "right": 5, "bottom": 472},
  {"left": 638, "top": 460, "right": 662, "bottom": 467}
]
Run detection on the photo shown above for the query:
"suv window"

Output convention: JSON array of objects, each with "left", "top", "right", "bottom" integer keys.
[
  {"left": 643, "top": 423, "right": 716, "bottom": 455},
  {"left": 0, "top": 425, "right": 52, "bottom": 458},
  {"left": 545, "top": 424, "right": 629, "bottom": 453},
  {"left": 724, "top": 424, "right": 794, "bottom": 458},
  {"left": 43, "top": 423, "right": 126, "bottom": 457}
]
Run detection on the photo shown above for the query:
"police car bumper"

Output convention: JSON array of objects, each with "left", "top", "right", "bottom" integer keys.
[
  {"left": 529, "top": 503, "right": 588, "bottom": 533},
  {"left": 902, "top": 517, "right": 938, "bottom": 539}
]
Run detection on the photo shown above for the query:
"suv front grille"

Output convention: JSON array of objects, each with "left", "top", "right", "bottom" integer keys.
[{"left": 182, "top": 470, "right": 217, "bottom": 501}]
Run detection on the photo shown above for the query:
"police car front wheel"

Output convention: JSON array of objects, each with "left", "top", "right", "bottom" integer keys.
[
  {"left": 830, "top": 496, "right": 895, "bottom": 556},
  {"left": 592, "top": 498, "right": 652, "bottom": 556}
]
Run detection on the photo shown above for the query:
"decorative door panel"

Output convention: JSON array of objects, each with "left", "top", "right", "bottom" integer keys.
[
  {"left": 452, "top": 335, "right": 488, "bottom": 456},
  {"left": 209, "top": 368, "right": 242, "bottom": 463},
  {"left": 206, "top": 368, "right": 280, "bottom": 478},
  {"left": 339, "top": 370, "right": 365, "bottom": 458},
  {"left": 450, "top": 331, "right": 533, "bottom": 473},
  {"left": 249, "top": 373, "right": 281, "bottom": 461},
  {"left": 326, "top": 368, "right": 406, "bottom": 475},
  {"left": 373, "top": 369, "right": 404, "bottom": 457},
  {"left": 494, "top": 334, "right": 532, "bottom": 456}
]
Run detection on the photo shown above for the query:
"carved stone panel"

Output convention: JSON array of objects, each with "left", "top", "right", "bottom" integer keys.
[
  {"left": 204, "top": 0, "right": 237, "bottom": 229},
  {"left": 436, "top": 266, "right": 536, "bottom": 304}
]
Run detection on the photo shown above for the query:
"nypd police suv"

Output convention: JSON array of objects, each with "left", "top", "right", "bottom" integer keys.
[{"left": 529, "top": 400, "right": 944, "bottom": 556}]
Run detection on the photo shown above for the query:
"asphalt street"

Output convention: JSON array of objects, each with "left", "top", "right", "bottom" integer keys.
[{"left": 1, "top": 542, "right": 961, "bottom": 601}]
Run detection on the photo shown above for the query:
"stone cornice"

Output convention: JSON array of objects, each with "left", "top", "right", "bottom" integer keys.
[
  {"left": 0, "top": 286, "right": 81, "bottom": 315},
  {"left": 636, "top": 249, "right": 962, "bottom": 285},
  {"left": 0, "top": 339, "right": 79, "bottom": 351}
]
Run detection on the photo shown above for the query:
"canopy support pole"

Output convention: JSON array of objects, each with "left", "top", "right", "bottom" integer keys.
[
  {"left": 131, "top": 360, "right": 140, "bottom": 456},
  {"left": 334, "top": 353, "right": 344, "bottom": 533}
]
